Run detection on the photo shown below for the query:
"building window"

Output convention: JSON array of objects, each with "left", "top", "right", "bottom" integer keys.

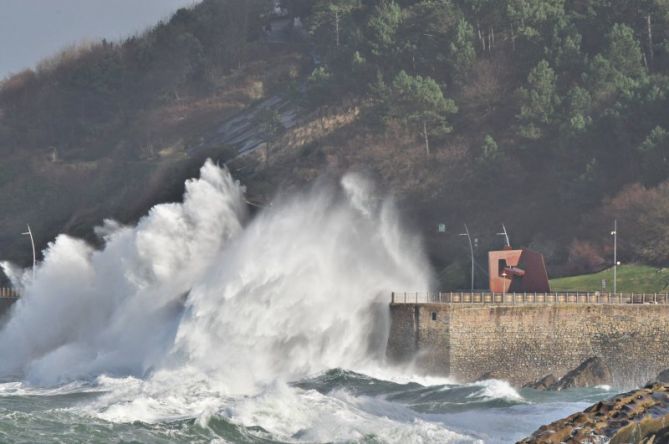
[{"left": 431, "top": 312, "right": 437, "bottom": 321}]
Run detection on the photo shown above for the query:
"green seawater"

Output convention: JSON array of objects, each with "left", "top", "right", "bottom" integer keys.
[{"left": 0, "top": 370, "right": 616, "bottom": 444}]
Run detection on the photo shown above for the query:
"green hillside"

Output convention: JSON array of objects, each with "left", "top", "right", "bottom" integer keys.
[
  {"left": 1, "top": 0, "right": 669, "bottom": 278},
  {"left": 550, "top": 264, "right": 669, "bottom": 293}
]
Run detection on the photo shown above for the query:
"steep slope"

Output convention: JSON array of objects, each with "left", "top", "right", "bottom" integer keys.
[
  {"left": 0, "top": 0, "right": 306, "bottom": 269},
  {"left": 2, "top": 0, "right": 669, "bottom": 286}
]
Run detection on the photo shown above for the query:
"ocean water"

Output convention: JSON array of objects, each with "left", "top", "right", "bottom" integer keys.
[
  {"left": 0, "top": 370, "right": 614, "bottom": 443},
  {"left": 0, "top": 161, "right": 614, "bottom": 443}
]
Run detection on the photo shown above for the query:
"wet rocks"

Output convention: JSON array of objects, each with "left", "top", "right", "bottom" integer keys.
[
  {"left": 656, "top": 368, "right": 669, "bottom": 383},
  {"left": 552, "top": 357, "right": 612, "bottom": 390},
  {"left": 523, "top": 357, "right": 613, "bottom": 391},
  {"left": 523, "top": 374, "right": 558, "bottom": 391},
  {"left": 519, "top": 383, "right": 669, "bottom": 443},
  {"left": 476, "top": 371, "right": 503, "bottom": 381}
]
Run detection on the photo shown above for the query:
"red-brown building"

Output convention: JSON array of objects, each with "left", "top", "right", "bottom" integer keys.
[{"left": 488, "top": 248, "right": 550, "bottom": 293}]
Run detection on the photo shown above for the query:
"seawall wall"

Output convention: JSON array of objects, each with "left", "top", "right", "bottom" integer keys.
[
  {"left": 0, "top": 298, "right": 18, "bottom": 321},
  {"left": 387, "top": 303, "right": 669, "bottom": 388}
]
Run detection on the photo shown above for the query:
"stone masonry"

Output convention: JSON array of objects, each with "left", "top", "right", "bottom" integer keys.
[{"left": 387, "top": 303, "right": 669, "bottom": 388}]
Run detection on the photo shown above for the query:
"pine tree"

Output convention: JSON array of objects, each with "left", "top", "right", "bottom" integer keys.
[
  {"left": 385, "top": 71, "right": 457, "bottom": 155},
  {"left": 517, "top": 60, "right": 560, "bottom": 140},
  {"left": 448, "top": 19, "right": 477, "bottom": 87}
]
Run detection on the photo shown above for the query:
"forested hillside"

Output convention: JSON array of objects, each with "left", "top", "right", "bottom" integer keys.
[
  {"left": 1, "top": 0, "right": 669, "bottom": 286},
  {"left": 283, "top": 0, "right": 669, "bottom": 282},
  {"left": 0, "top": 0, "right": 304, "bottom": 269}
]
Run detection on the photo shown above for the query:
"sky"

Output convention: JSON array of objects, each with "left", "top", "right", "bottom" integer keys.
[{"left": 0, "top": 0, "right": 200, "bottom": 80}]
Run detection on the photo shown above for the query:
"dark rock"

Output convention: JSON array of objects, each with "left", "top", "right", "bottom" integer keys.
[
  {"left": 519, "top": 383, "right": 669, "bottom": 443},
  {"left": 523, "top": 374, "right": 558, "bottom": 391},
  {"left": 656, "top": 368, "right": 669, "bottom": 383},
  {"left": 475, "top": 371, "right": 501, "bottom": 381},
  {"left": 551, "top": 357, "right": 613, "bottom": 390}
]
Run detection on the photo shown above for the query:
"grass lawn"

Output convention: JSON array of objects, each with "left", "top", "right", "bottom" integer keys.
[{"left": 550, "top": 264, "right": 669, "bottom": 293}]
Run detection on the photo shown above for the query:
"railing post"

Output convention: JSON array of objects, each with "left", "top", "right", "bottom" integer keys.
[{"left": 391, "top": 292, "right": 395, "bottom": 304}]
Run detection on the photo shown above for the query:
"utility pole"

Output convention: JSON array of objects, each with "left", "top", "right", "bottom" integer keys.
[
  {"left": 21, "top": 225, "right": 36, "bottom": 281},
  {"left": 611, "top": 220, "right": 617, "bottom": 295},
  {"left": 648, "top": 14, "right": 654, "bottom": 69},
  {"left": 459, "top": 224, "right": 474, "bottom": 292},
  {"left": 334, "top": 9, "right": 340, "bottom": 48}
]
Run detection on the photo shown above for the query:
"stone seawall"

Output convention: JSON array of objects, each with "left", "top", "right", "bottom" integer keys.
[
  {"left": 387, "top": 303, "right": 669, "bottom": 388},
  {"left": 0, "top": 298, "right": 17, "bottom": 320}
]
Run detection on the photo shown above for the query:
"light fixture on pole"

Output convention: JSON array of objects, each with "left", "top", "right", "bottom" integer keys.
[
  {"left": 496, "top": 224, "right": 511, "bottom": 248},
  {"left": 21, "top": 224, "right": 36, "bottom": 281},
  {"left": 610, "top": 220, "right": 617, "bottom": 295},
  {"left": 459, "top": 224, "right": 474, "bottom": 292}
]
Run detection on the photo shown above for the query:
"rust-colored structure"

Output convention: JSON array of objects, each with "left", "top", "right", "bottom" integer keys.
[{"left": 488, "top": 248, "right": 550, "bottom": 293}]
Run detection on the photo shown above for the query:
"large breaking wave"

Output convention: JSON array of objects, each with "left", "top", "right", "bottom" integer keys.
[
  {"left": 0, "top": 161, "right": 478, "bottom": 441},
  {"left": 0, "top": 160, "right": 431, "bottom": 387},
  {"left": 0, "top": 161, "right": 616, "bottom": 443}
]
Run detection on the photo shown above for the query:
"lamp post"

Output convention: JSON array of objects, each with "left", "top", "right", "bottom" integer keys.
[
  {"left": 497, "top": 224, "right": 511, "bottom": 248},
  {"left": 21, "top": 224, "right": 36, "bottom": 281},
  {"left": 610, "top": 220, "right": 617, "bottom": 295},
  {"left": 501, "top": 271, "right": 507, "bottom": 300},
  {"left": 459, "top": 224, "right": 474, "bottom": 292}
]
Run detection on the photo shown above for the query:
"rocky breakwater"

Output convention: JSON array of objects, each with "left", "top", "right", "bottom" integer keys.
[
  {"left": 523, "top": 357, "right": 613, "bottom": 391},
  {"left": 520, "top": 383, "right": 669, "bottom": 443}
]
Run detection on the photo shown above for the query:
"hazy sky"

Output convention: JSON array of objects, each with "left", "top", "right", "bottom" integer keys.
[{"left": 0, "top": 0, "right": 200, "bottom": 80}]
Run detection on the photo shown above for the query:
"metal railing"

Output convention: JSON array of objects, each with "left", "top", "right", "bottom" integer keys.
[
  {"left": 0, "top": 288, "right": 20, "bottom": 299},
  {"left": 390, "top": 291, "right": 669, "bottom": 305}
]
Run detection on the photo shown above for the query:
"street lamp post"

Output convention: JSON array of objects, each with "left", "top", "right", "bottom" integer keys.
[
  {"left": 497, "top": 224, "right": 511, "bottom": 248},
  {"left": 21, "top": 225, "right": 36, "bottom": 281},
  {"left": 611, "top": 220, "right": 617, "bottom": 295},
  {"left": 501, "top": 271, "right": 507, "bottom": 300},
  {"left": 459, "top": 224, "right": 474, "bottom": 292}
]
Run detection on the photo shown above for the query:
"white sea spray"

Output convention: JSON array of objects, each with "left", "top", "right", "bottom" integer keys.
[{"left": 0, "top": 160, "right": 489, "bottom": 443}]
